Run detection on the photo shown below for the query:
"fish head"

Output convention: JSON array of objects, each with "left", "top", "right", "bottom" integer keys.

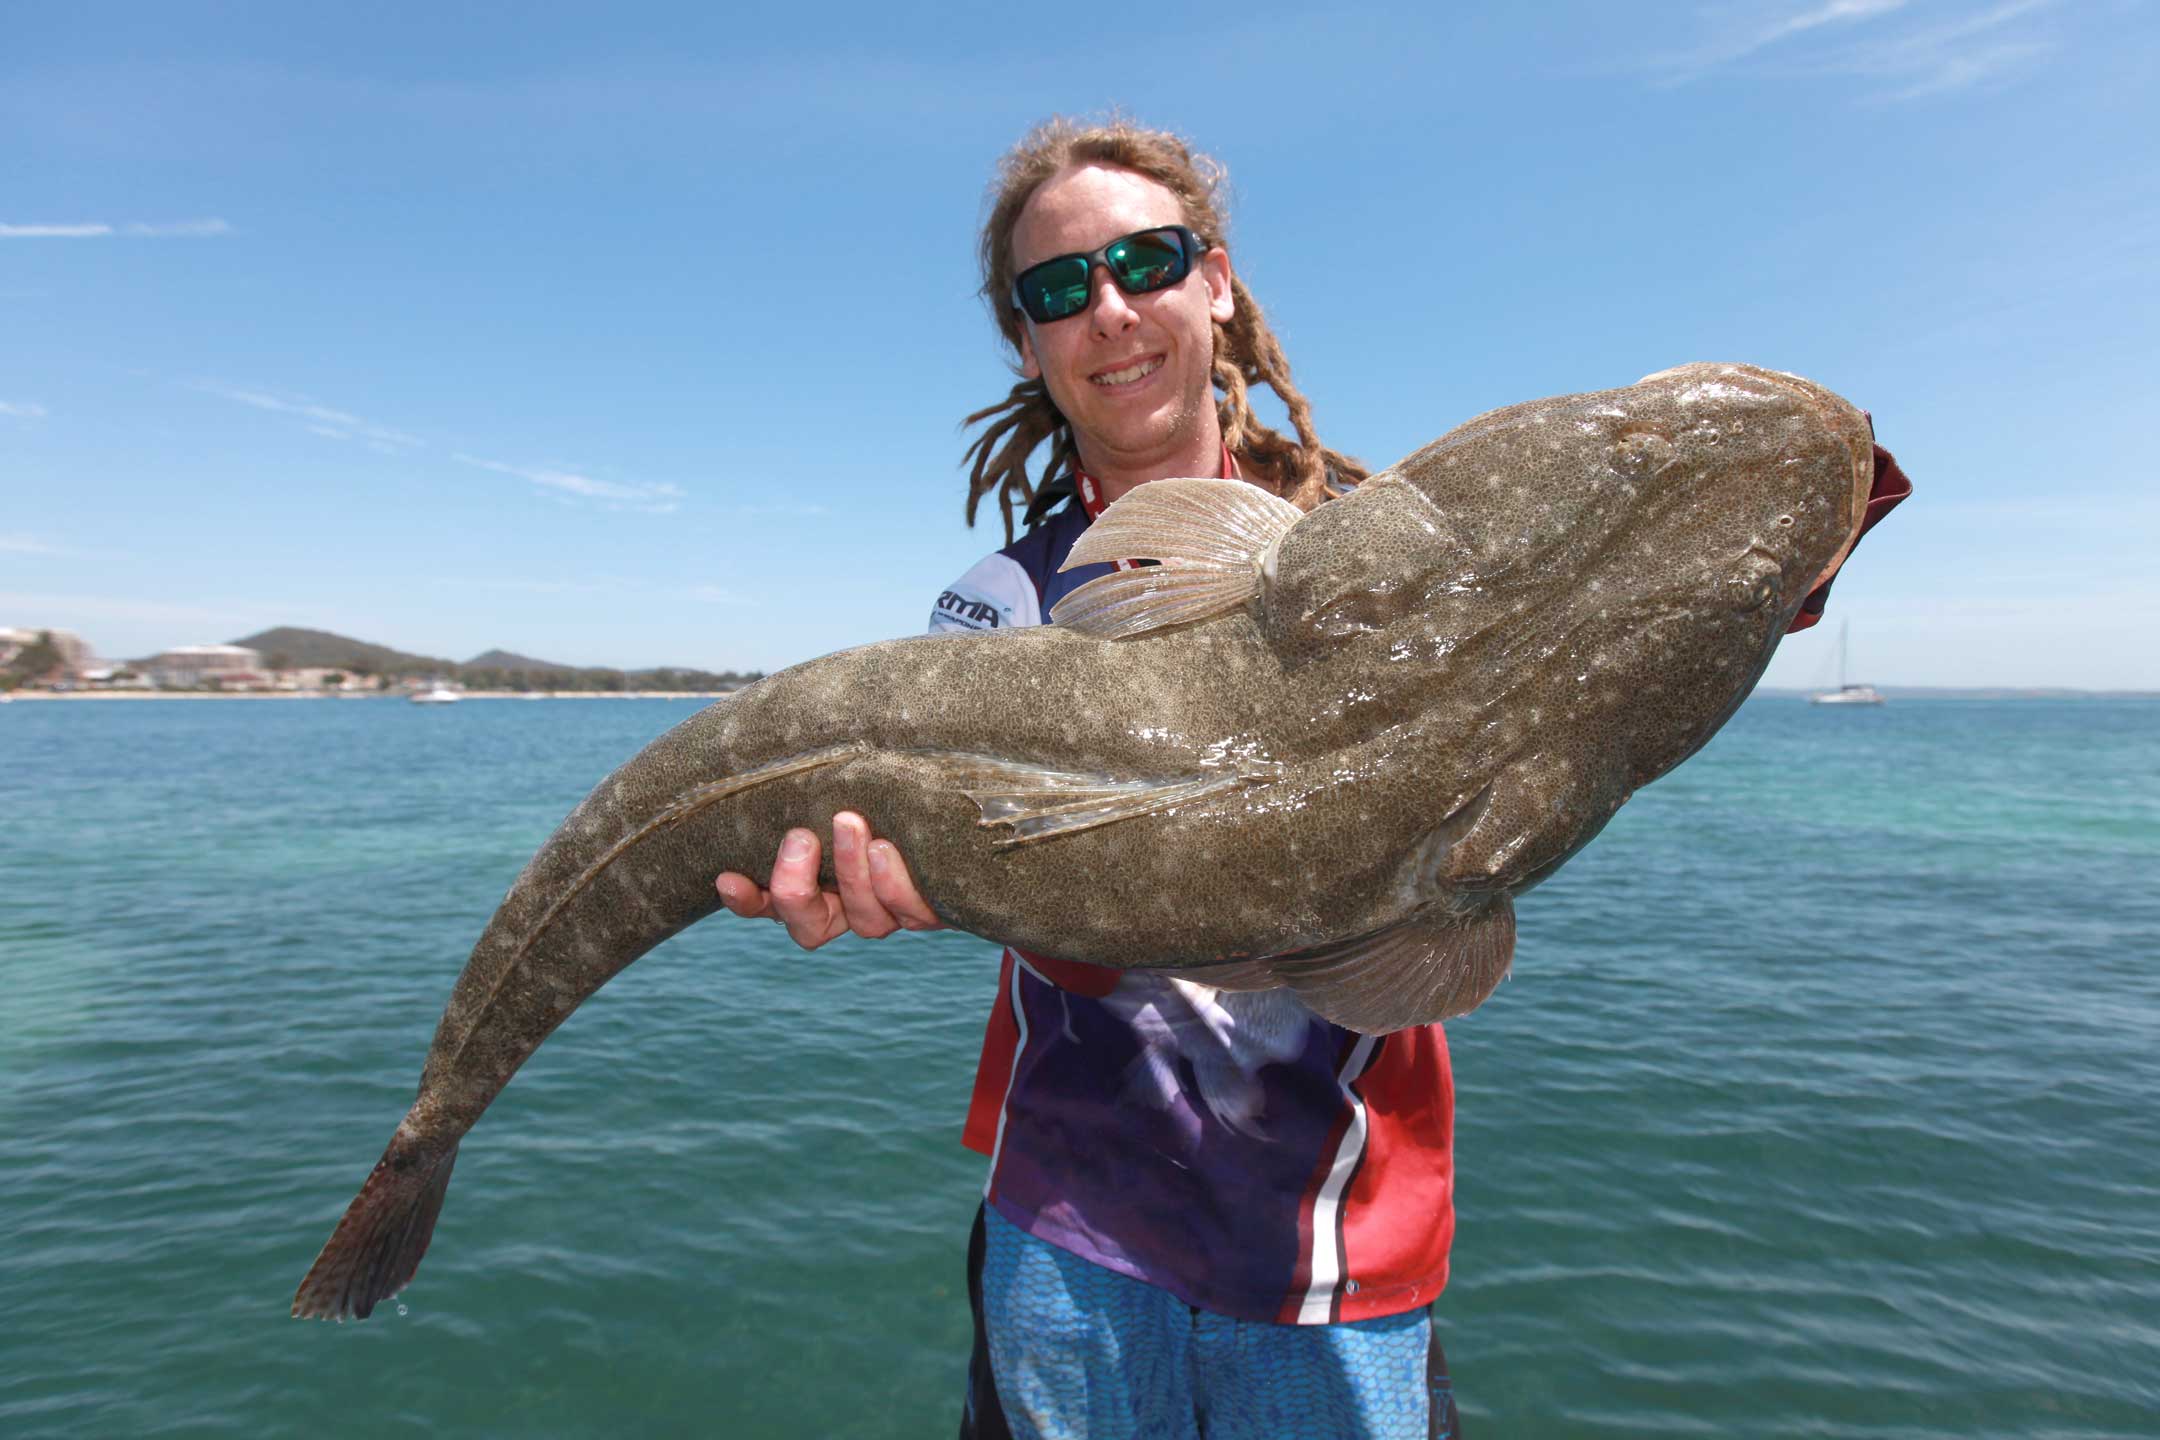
[
  {"left": 1264, "top": 362, "right": 1870, "bottom": 683},
  {"left": 1260, "top": 363, "right": 1874, "bottom": 892},
  {"left": 1552, "top": 361, "right": 1874, "bottom": 783}
]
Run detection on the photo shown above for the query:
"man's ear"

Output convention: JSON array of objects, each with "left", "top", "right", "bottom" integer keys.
[
  {"left": 1203, "top": 246, "right": 1235, "bottom": 325},
  {"left": 1017, "top": 323, "right": 1041, "bottom": 380}
]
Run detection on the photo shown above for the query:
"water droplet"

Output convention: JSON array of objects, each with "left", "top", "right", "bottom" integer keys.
[{"left": 395, "top": 1303, "right": 408, "bottom": 1317}]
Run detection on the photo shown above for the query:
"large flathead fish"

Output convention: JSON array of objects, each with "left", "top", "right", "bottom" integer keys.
[{"left": 294, "top": 362, "right": 1880, "bottom": 1320}]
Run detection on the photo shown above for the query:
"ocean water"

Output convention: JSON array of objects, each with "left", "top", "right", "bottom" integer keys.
[{"left": 2, "top": 695, "right": 2155, "bottom": 1438}]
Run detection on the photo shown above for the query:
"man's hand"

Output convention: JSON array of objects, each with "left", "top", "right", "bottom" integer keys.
[{"left": 714, "top": 811, "right": 946, "bottom": 951}]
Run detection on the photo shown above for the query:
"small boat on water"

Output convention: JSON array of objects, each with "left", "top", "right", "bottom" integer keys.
[
  {"left": 1810, "top": 620, "right": 1885, "bottom": 706},
  {"left": 410, "top": 681, "right": 462, "bottom": 706}
]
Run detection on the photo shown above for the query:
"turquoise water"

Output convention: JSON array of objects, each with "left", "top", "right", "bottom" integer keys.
[{"left": 3, "top": 696, "right": 2156, "bottom": 1437}]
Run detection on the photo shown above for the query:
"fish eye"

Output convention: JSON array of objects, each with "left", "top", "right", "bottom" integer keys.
[
  {"left": 1735, "top": 551, "right": 1781, "bottom": 611},
  {"left": 1609, "top": 429, "right": 1674, "bottom": 477},
  {"left": 1725, "top": 572, "right": 1776, "bottom": 612}
]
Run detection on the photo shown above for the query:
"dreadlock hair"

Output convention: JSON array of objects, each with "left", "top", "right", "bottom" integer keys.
[{"left": 961, "top": 116, "right": 1368, "bottom": 542}]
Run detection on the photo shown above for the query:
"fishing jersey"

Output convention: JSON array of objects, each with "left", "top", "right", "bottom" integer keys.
[{"left": 926, "top": 466, "right": 1457, "bottom": 1327}]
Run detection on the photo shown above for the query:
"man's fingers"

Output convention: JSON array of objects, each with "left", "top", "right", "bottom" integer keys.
[
  {"left": 767, "top": 828, "right": 844, "bottom": 951},
  {"left": 783, "top": 892, "right": 847, "bottom": 951},
  {"left": 830, "top": 812, "right": 902, "bottom": 939},
  {"left": 718, "top": 819, "right": 936, "bottom": 948},
  {"left": 869, "top": 840, "right": 946, "bottom": 931},
  {"left": 715, "top": 872, "right": 774, "bottom": 920}
]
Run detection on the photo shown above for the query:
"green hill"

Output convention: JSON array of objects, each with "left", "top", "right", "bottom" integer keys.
[
  {"left": 231, "top": 627, "right": 458, "bottom": 676},
  {"left": 228, "top": 627, "right": 760, "bottom": 691},
  {"left": 463, "top": 648, "right": 578, "bottom": 675}
]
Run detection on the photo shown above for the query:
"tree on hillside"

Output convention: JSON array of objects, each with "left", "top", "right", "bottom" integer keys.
[{"left": 3, "top": 630, "right": 65, "bottom": 688}]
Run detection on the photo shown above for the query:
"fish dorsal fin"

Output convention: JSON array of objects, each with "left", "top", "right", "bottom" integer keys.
[
  {"left": 1050, "top": 478, "right": 1303, "bottom": 639},
  {"left": 1261, "top": 895, "right": 1516, "bottom": 1034}
]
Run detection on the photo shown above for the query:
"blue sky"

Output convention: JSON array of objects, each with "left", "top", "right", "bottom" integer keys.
[{"left": 2, "top": 1, "right": 2154, "bottom": 687}]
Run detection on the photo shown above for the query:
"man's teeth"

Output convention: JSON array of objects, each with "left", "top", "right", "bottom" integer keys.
[{"left": 1091, "top": 356, "right": 1164, "bottom": 386}]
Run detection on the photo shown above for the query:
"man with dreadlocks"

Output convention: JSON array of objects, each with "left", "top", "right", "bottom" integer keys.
[{"left": 716, "top": 117, "right": 1465, "bottom": 1439}]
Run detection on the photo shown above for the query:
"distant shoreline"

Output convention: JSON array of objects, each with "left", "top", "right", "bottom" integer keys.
[
  {"left": 5, "top": 690, "right": 736, "bottom": 702},
  {"left": 10, "top": 688, "right": 2157, "bottom": 705}
]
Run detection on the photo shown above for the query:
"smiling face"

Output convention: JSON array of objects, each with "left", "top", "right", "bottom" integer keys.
[{"left": 1009, "top": 164, "right": 1236, "bottom": 498}]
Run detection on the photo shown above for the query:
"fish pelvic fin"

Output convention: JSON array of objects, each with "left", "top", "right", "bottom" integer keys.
[
  {"left": 292, "top": 1140, "right": 460, "bottom": 1321},
  {"left": 941, "top": 753, "right": 1279, "bottom": 849},
  {"left": 1262, "top": 895, "right": 1516, "bottom": 1034},
  {"left": 1051, "top": 478, "right": 1302, "bottom": 638}
]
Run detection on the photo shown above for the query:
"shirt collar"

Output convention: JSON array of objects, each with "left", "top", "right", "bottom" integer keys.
[{"left": 1074, "top": 444, "right": 1240, "bottom": 520}]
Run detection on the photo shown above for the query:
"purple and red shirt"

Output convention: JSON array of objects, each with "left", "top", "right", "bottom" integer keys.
[{"left": 927, "top": 458, "right": 1457, "bottom": 1326}]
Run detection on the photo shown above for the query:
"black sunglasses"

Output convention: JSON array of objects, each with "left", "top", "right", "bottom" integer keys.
[{"left": 1010, "top": 225, "right": 1206, "bottom": 325}]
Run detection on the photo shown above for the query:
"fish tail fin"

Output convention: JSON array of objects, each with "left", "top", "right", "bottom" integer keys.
[{"left": 291, "top": 1141, "right": 460, "bottom": 1321}]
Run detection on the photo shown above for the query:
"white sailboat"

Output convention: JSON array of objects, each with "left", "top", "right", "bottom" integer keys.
[{"left": 1810, "top": 620, "right": 1885, "bottom": 706}]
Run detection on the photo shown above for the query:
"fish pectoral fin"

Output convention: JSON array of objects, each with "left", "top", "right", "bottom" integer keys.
[
  {"left": 1161, "top": 959, "right": 1278, "bottom": 991},
  {"left": 1050, "top": 478, "right": 1303, "bottom": 638},
  {"left": 1261, "top": 895, "right": 1516, "bottom": 1034},
  {"left": 935, "top": 753, "right": 1268, "bottom": 848}
]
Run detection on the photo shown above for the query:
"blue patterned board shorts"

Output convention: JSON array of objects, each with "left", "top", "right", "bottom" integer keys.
[{"left": 960, "top": 1206, "right": 1461, "bottom": 1440}]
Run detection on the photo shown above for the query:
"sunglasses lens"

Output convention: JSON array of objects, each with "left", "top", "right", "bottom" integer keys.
[
  {"left": 1017, "top": 257, "right": 1092, "bottom": 322},
  {"left": 1013, "top": 229, "right": 1197, "bottom": 322},
  {"left": 1106, "top": 230, "right": 1190, "bottom": 294}
]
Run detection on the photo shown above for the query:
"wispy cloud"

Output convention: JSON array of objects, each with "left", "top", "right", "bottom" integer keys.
[
  {"left": 439, "top": 576, "right": 751, "bottom": 606},
  {"left": 0, "top": 591, "right": 265, "bottom": 627},
  {"left": 1827, "top": 0, "right": 2059, "bottom": 100},
  {"left": 453, "top": 453, "right": 685, "bottom": 513},
  {"left": 0, "top": 400, "right": 49, "bottom": 420},
  {"left": 1674, "top": 0, "right": 1912, "bottom": 70},
  {"left": 1644, "top": 0, "right": 2058, "bottom": 98},
  {"left": 439, "top": 577, "right": 611, "bottom": 595},
  {"left": 732, "top": 500, "right": 831, "bottom": 519},
  {"left": 187, "top": 377, "right": 682, "bottom": 514},
  {"left": 0, "top": 534, "right": 75, "bottom": 556},
  {"left": 0, "top": 218, "right": 233, "bottom": 238},
  {"left": 189, "top": 379, "right": 424, "bottom": 450}
]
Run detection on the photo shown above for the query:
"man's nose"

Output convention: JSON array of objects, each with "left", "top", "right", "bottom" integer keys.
[{"left": 1087, "top": 266, "right": 1139, "bottom": 336}]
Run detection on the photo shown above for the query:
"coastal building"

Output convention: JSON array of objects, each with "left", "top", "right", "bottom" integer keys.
[
  {"left": 277, "top": 667, "right": 361, "bottom": 691},
  {"left": 144, "top": 644, "right": 264, "bottom": 688},
  {"left": 1, "top": 626, "right": 96, "bottom": 678}
]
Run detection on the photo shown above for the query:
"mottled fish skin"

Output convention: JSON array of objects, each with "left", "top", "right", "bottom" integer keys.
[{"left": 293, "top": 363, "right": 1877, "bottom": 1320}]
